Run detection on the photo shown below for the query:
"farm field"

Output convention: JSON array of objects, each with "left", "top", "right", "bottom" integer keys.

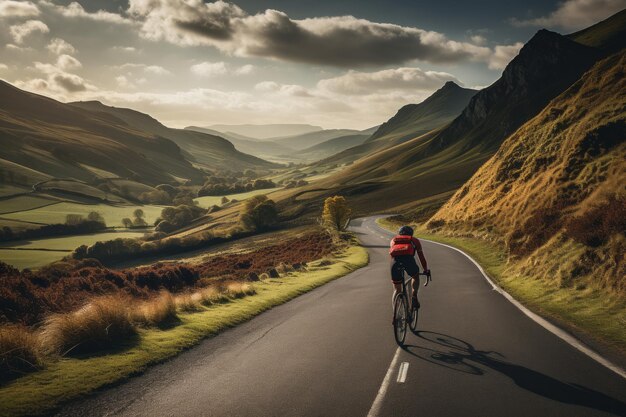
[
  {"left": 194, "top": 188, "right": 281, "bottom": 208},
  {"left": 2, "top": 202, "right": 166, "bottom": 227},
  {"left": 0, "top": 195, "right": 57, "bottom": 214},
  {"left": 0, "top": 230, "right": 149, "bottom": 269}
]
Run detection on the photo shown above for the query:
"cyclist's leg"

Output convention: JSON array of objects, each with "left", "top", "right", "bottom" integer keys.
[
  {"left": 404, "top": 257, "right": 421, "bottom": 301},
  {"left": 390, "top": 259, "right": 403, "bottom": 307}
]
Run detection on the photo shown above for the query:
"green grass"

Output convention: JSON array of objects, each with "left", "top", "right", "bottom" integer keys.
[
  {"left": 0, "top": 245, "right": 368, "bottom": 417},
  {"left": 0, "top": 231, "right": 149, "bottom": 269},
  {"left": 2, "top": 202, "right": 166, "bottom": 227},
  {"left": 0, "top": 196, "right": 57, "bottom": 214},
  {"left": 0, "top": 185, "right": 29, "bottom": 198},
  {"left": 377, "top": 217, "right": 626, "bottom": 358},
  {"left": 194, "top": 188, "right": 281, "bottom": 208}
]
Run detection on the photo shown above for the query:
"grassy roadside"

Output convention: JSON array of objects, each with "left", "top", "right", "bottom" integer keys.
[
  {"left": 376, "top": 217, "right": 626, "bottom": 361},
  {"left": 0, "top": 245, "right": 368, "bottom": 417}
]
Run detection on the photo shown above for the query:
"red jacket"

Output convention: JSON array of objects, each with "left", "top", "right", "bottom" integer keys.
[{"left": 389, "top": 235, "right": 428, "bottom": 270}]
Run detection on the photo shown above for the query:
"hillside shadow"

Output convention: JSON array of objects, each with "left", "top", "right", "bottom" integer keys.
[
  {"left": 402, "top": 331, "right": 626, "bottom": 416},
  {"left": 360, "top": 244, "right": 389, "bottom": 249}
]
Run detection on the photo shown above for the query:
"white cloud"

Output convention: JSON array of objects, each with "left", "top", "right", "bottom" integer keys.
[
  {"left": 191, "top": 61, "right": 227, "bottom": 77},
  {"left": 144, "top": 65, "right": 170, "bottom": 75},
  {"left": 0, "top": 63, "right": 8, "bottom": 70},
  {"left": 511, "top": 0, "right": 626, "bottom": 30},
  {"left": 127, "top": 0, "right": 493, "bottom": 67},
  {"left": 9, "top": 19, "right": 49, "bottom": 44},
  {"left": 317, "top": 67, "right": 460, "bottom": 95},
  {"left": 47, "top": 38, "right": 76, "bottom": 55},
  {"left": 235, "top": 64, "right": 255, "bottom": 75},
  {"left": 6, "top": 43, "right": 32, "bottom": 51},
  {"left": 115, "top": 75, "right": 135, "bottom": 88},
  {"left": 0, "top": 0, "right": 39, "bottom": 17},
  {"left": 254, "top": 81, "right": 313, "bottom": 97},
  {"left": 112, "top": 46, "right": 137, "bottom": 52},
  {"left": 57, "top": 54, "right": 82, "bottom": 70},
  {"left": 488, "top": 42, "right": 523, "bottom": 70},
  {"left": 39, "top": 0, "right": 132, "bottom": 25},
  {"left": 470, "top": 35, "right": 487, "bottom": 46}
]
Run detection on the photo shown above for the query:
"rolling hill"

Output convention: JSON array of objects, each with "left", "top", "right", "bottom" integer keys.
[
  {"left": 316, "top": 81, "right": 477, "bottom": 166},
  {"left": 292, "top": 133, "right": 371, "bottom": 161},
  {"left": 0, "top": 81, "right": 203, "bottom": 188},
  {"left": 430, "top": 49, "right": 625, "bottom": 295},
  {"left": 70, "top": 101, "right": 276, "bottom": 171}
]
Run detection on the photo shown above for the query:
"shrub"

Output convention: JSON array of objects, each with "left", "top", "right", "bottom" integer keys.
[
  {"left": 0, "top": 325, "right": 43, "bottom": 381},
  {"left": 267, "top": 268, "right": 279, "bottom": 278},
  {"left": 175, "top": 293, "right": 203, "bottom": 312},
  {"left": 322, "top": 196, "right": 352, "bottom": 231},
  {"left": 132, "top": 292, "right": 177, "bottom": 326},
  {"left": 224, "top": 282, "right": 255, "bottom": 298},
  {"left": 565, "top": 195, "right": 626, "bottom": 247},
  {"left": 197, "top": 287, "right": 229, "bottom": 305},
  {"left": 39, "top": 295, "right": 136, "bottom": 356},
  {"left": 239, "top": 195, "right": 278, "bottom": 231}
]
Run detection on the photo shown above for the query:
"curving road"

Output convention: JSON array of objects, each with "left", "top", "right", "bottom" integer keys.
[{"left": 57, "top": 216, "right": 626, "bottom": 417}]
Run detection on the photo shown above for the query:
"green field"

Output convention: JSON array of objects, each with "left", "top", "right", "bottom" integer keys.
[
  {"left": 0, "top": 184, "right": 29, "bottom": 198},
  {"left": 194, "top": 188, "right": 281, "bottom": 208},
  {"left": 2, "top": 202, "right": 166, "bottom": 227},
  {"left": 0, "top": 230, "right": 149, "bottom": 269},
  {"left": 0, "top": 195, "right": 57, "bottom": 214}
]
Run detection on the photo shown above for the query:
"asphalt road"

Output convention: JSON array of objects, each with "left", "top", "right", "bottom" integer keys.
[{"left": 57, "top": 216, "right": 626, "bottom": 417}]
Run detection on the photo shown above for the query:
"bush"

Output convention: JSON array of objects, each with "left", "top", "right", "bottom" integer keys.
[
  {"left": 0, "top": 325, "right": 43, "bottom": 381},
  {"left": 239, "top": 195, "right": 278, "bottom": 231},
  {"left": 39, "top": 295, "right": 136, "bottom": 355},
  {"left": 566, "top": 195, "right": 626, "bottom": 247},
  {"left": 322, "top": 196, "right": 352, "bottom": 231},
  {"left": 132, "top": 292, "right": 177, "bottom": 326},
  {"left": 174, "top": 293, "right": 203, "bottom": 312}
]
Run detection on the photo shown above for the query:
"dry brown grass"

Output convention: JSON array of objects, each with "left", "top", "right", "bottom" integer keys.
[
  {"left": 197, "top": 287, "right": 230, "bottom": 305},
  {"left": 224, "top": 282, "right": 256, "bottom": 299},
  {"left": 0, "top": 325, "right": 43, "bottom": 381},
  {"left": 174, "top": 293, "right": 204, "bottom": 312},
  {"left": 132, "top": 292, "right": 178, "bottom": 326},
  {"left": 39, "top": 295, "right": 136, "bottom": 356}
]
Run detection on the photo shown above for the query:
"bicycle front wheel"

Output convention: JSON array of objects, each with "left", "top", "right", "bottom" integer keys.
[{"left": 393, "top": 294, "right": 408, "bottom": 345}]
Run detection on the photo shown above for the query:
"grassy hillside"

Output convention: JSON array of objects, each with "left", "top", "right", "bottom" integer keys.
[
  {"left": 318, "top": 81, "right": 477, "bottom": 166},
  {"left": 70, "top": 102, "right": 276, "bottom": 171},
  {"left": 0, "top": 81, "right": 204, "bottom": 187},
  {"left": 208, "top": 123, "right": 322, "bottom": 139},
  {"left": 272, "top": 129, "right": 363, "bottom": 150},
  {"left": 568, "top": 9, "right": 626, "bottom": 52},
  {"left": 431, "top": 50, "right": 625, "bottom": 295}
]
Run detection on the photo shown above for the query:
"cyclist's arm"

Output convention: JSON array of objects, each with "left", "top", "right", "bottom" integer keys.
[{"left": 413, "top": 238, "right": 428, "bottom": 271}]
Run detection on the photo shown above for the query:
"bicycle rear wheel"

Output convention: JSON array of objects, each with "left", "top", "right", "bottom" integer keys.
[{"left": 393, "top": 294, "right": 408, "bottom": 345}]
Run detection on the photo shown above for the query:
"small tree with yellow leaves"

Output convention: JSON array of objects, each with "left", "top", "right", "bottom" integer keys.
[{"left": 322, "top": 196, "right": 352, "bottom": 232}]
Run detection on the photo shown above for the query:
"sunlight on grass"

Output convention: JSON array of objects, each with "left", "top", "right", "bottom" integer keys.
[{"left": 0, "top": 245, "right": 368, "bottom": 417}]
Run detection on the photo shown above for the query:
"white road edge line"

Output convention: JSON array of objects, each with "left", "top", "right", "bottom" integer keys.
[
  {"left": 397, "top": 362, "right": 409, "bottom": 383},
  {"left": 366, "top": 347, "right": 401, "bottom": 417},
  {"left": 370, "top": 217, "right": 626, "bottom": 380}
]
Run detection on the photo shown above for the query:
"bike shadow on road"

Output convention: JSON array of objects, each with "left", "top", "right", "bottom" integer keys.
[{"left": 401, "top": 331, "right": 626, "bottom": 416}]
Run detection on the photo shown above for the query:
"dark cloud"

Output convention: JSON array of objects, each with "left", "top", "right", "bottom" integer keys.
[{"left": 53, "top": 73, "right": 88, "bottom": 92}]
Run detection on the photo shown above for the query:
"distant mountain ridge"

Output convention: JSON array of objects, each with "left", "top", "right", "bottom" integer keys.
[{"left": 207, "top": 124, "right": 323, "bottom": 140}]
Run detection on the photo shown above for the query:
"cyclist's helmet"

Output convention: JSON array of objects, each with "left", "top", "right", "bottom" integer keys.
[{"left": 398, "top": 225, "right": 414, "bottom": 236}]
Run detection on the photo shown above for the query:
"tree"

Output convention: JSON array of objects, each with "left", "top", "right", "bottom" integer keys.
[
  {"left": 133, "top": 209, "right": 145, "bottom": 219},
  {"left": 240, "top": 195, "right": 278, "bottom": 231},
  {"left": 65, "top": 214, "right": 84, "bottom": 226},
  {"left": 122, "top": 218, "right": 133, "bottom": 228},
  {"left": 87, "top": 211, "right": 105, "bottom": 225},
  {"left": 132, "top": 208, "right": 147, "bottom": 227},
  {"left": 322, "top": 196, "right": 352, "bottom": 231}
]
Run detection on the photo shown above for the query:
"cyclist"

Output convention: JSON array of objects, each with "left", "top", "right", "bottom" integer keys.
[{"left": 389, "top": 225, "right": 430, "bottom": 311}]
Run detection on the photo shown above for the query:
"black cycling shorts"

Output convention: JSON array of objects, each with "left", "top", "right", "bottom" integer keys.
[{"left": 391, "top": 255, "right": 419, "bottom": 284}]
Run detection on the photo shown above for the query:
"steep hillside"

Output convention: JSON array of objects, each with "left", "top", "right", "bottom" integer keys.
[
  {"left": 308, "top": 29, "right": 604, "bottom": 216},
  {"left": 431, "top": 50, "right": 625, "bottom": 294},
  {"left": 568, "top": 8, "right": 626, "bottom": 52},
  {"left": 70, "top": 102, "right": 276, "bottom": 171},
  {"left": 0, "top": 81, "right": 203, "bottom": 187},
  {"left": 319, "top": 82, "right": 477, "bottom": 165}
]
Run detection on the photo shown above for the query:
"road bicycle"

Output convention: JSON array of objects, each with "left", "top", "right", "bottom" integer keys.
[{"left": 393, "top": 270, "right": 431, "bottom": 346}]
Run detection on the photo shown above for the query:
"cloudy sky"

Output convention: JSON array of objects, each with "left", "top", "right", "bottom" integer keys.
[{"left": 0, "top": 0, "right": 624, "bottom": 129}]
